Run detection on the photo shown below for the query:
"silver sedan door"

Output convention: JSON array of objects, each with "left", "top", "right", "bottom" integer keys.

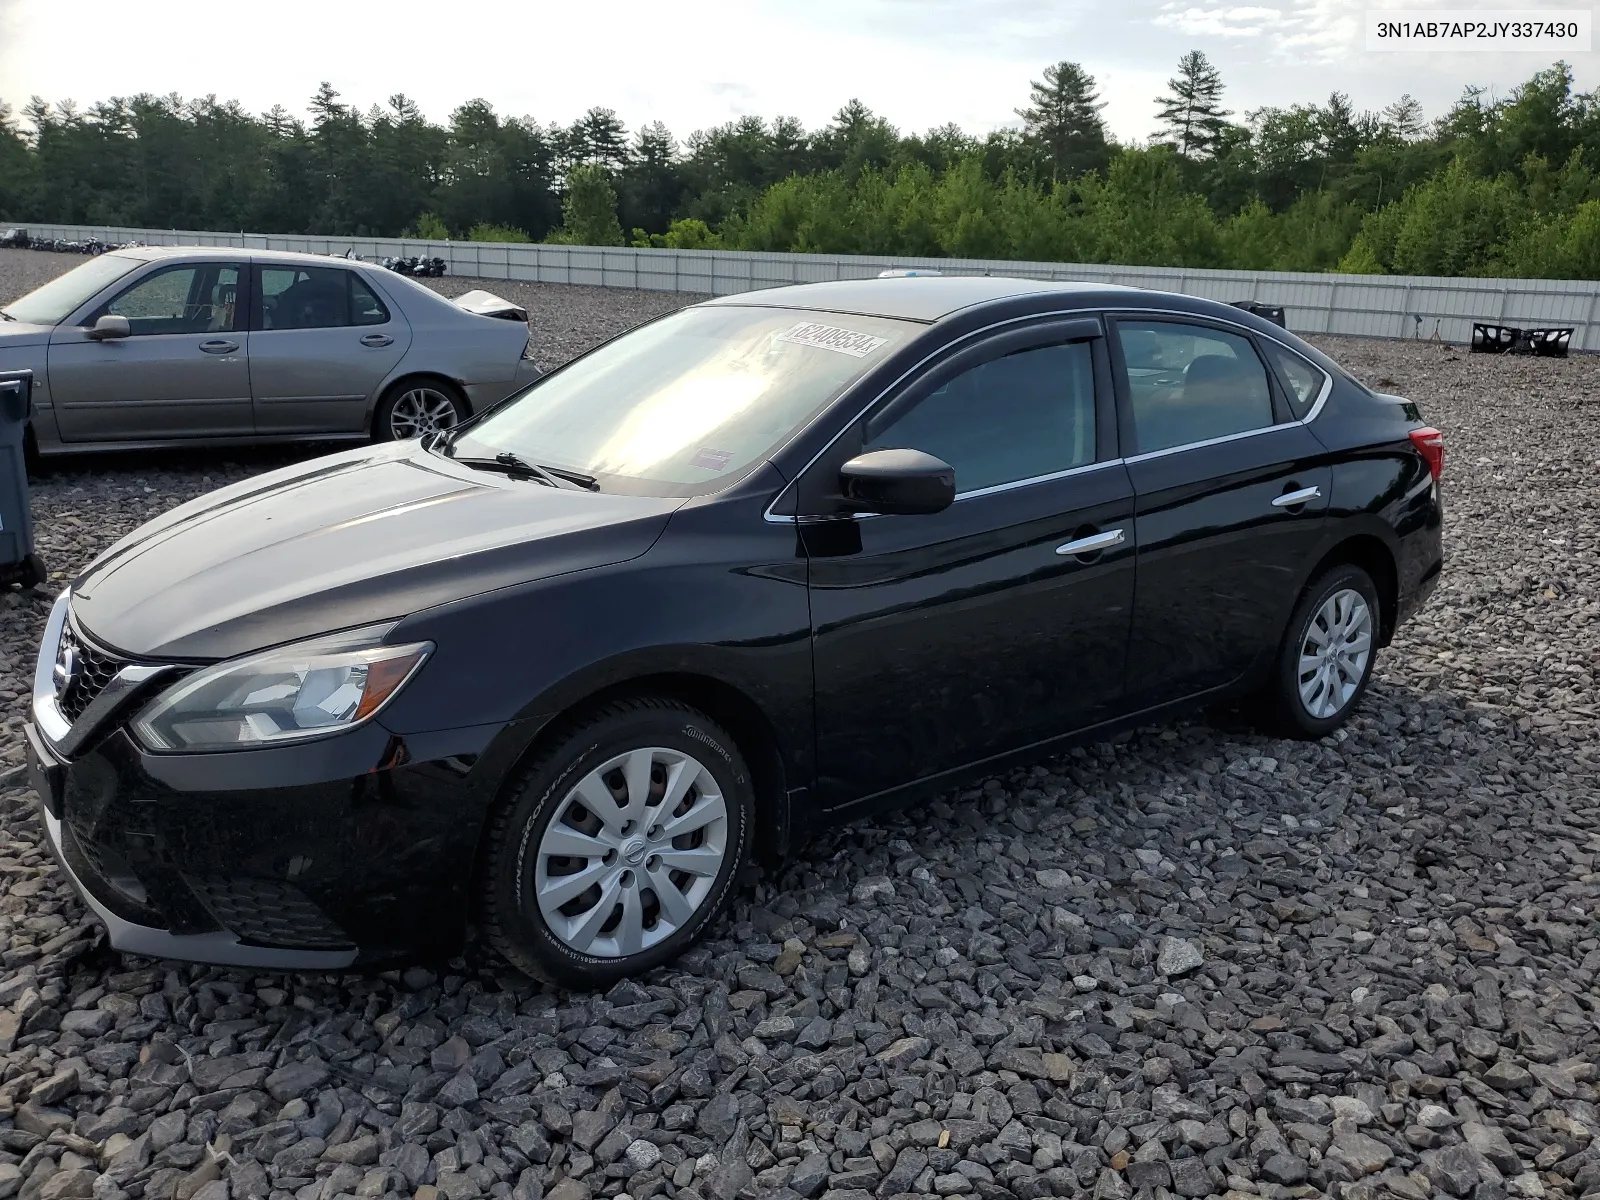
[
  {"left": 248, "top": 264, "right": 412, "bottom": 434},
  {"left": 48, "top": 262, "right": 252, "bottom": 441}
]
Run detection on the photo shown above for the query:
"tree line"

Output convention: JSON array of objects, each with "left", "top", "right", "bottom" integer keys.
[{"left": 2, "top": 57, "right": 1598, "bottom": 279}]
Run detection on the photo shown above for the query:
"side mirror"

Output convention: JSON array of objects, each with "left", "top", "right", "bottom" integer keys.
[
  {"left": 87, "top": 315, "right": 130, "bottom": 341},
  {"left": 839, "top": 448, "right": 955, "bottom": 516}
]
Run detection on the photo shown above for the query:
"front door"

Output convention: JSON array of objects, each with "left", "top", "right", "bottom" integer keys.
[
  {"left": 805, "top": 327, "right": 1136, "bottom": 808},
  {"left": 1112, "top": 316, "right": 1333, "bottom": 706},
  {"left": 48, "top": 262, "right": 252, "bottom": 441},
  {"left": 248, "top": 265, "right": 411, "bottom": 434}
]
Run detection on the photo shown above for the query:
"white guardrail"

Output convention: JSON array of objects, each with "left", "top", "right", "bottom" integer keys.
[{"left": 16, "top": 221, "right": 1600, "bottom": 350}]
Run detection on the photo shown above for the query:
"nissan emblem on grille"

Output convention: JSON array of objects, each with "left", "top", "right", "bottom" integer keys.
[{"left": 54, "top": 630, "right": 79, "bottom": 698}]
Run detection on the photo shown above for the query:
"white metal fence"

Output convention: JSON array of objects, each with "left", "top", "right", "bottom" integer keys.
[{"left": 16, "top": 221, "right": 1600, "bottom": 351}]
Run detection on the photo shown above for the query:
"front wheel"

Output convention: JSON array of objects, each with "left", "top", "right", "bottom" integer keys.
[
  {"left": 373, "top": 379, "right": 466, "bottom": 442},
  {"left": 1258, "top": 564, "right": 1381, "bottom": 738},
  {"left": 477, "top": 699, "right": 752, "bottom": 988}
]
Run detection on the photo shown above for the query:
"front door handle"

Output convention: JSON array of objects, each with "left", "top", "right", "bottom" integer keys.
[
  {"left": 360, "top": 333, "right": 394, "bottom": 348},
  {"left": 1272, "top": 485, "right": 1322, "bottom": 508},
  {"left": 199, "top": 340, "right": 239, "bottom": 355},
  {"left": 1056, "top": 528, "right": 1125, "bottom": 557}
]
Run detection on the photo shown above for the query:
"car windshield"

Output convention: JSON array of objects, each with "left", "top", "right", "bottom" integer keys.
[
  {"left": 0, "top": 253, "right": 144, "bottom": 325},
  {"left": 441, "top": 305, "right": 916, "bottom": 496}
]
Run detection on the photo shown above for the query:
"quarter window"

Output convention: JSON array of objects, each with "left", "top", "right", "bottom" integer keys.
[
  {"left": 1116, "top": 321, "right": 1274, "bottom": 455},
  {"left": 259, "top": 267, "right": 389, "bottom": 330},
  {"left": 865, "top": 342, "right": 1096, "bottom": 494},
  {"left": 102, "top": 265, "right": 240, "bottom": 336},
  {"left": 1261, "top": 341, "right": 1328, "bottom": 418}
]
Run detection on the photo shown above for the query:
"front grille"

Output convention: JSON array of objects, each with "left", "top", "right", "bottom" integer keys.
[
  {"left": 186, "top": 876, "right": 354, "bottom": 951},
  {"left": 56, "top": 625, "right": 128, "bottom": 723}
]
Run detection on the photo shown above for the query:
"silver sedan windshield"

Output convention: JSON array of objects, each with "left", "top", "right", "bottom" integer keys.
[
  {"left": 1, "top": 253, "right": 144, "bottom": 325},
  {"left": 442, "top": 305, "right": 915, "bottom": 495}
]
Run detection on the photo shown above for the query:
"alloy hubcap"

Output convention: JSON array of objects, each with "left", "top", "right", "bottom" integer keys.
[
  {"left": 533, "top": 747, "right": 728, "bottom": 958},
  {"left": 1298, "top": 587, "right": 1374, "bottom": 719},
  {"left": 389, "top": 388, "right": 459, "bottom": 439}
]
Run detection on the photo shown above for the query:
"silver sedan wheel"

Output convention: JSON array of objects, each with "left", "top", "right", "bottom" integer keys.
[
  {"left": 1298, "top": 588, "right": 1374, "bottom": 719},
  {"left": 387, "top": 387, "right": 460, "bottom": 439},
  {"left": 533, "top": 747, "right": 729, "bottom": 959}
]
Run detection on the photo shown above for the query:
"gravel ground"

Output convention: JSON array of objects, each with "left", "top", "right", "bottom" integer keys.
[{"left": 1, "top": 249, "right": 1599, "bottom": 1200}]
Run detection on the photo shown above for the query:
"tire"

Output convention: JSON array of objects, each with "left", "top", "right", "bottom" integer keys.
[
  {"left": 1257, "top": 564, "right": 1381, "bottom": 739},
  {"left": 477, "top": 698, "right": 753, "bottom": 988},
  {"left": 373, "top": 378, "right": 466, "bottom": 442},
  {"left": 18, "top": 554, "right": 46, "bottom": 590}
]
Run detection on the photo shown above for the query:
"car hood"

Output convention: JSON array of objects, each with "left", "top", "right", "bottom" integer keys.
[
  {"left": 0, "top": 320, "right": 55, "bottom": 349},
  {"left": 71, "top": 441, "right": 682, "bottom": 660}
]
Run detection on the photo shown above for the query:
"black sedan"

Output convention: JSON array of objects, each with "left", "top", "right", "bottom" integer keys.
[{"left": 26, "top": 276, "right": 1444, "bottom": 987}]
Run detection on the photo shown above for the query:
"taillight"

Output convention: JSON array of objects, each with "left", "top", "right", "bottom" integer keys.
[{"left": 1409, "top": 427, "right": 1443, "bottom": 481}]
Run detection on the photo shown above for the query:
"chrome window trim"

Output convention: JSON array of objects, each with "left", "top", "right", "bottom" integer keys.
[
  {"left": 1124, "top": 422, "right": 1289, "bottom": 465},
  {"left": 953, "top": 457, "right": 1122, "bottom": 502},
  {"left": 763, "top": 302, "right": 1334, "bottom": 524}
]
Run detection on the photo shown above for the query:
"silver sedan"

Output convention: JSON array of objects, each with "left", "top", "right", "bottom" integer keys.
[{"left": 0, "top": 247, "right": 542, "bottom": 454}]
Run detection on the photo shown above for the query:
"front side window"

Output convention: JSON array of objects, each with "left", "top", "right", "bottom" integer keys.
[
  {"left": 103, "top": 264, "right": 240, "bottom": 336},
  {"left": 441, "top": 306, "right": 915, "bottom": 496},
  {"left": 1117, "top": 320, "right": 1274, "bottom": 454},
  {"left": 259, "top": 266, "right": 384, "bottom": 330},
  {"left": 865, "top": 342, "right": 1096, "bottom": 494},
  {"left": 1261, "top": 340, "right": 1328, "bottom": 419}
]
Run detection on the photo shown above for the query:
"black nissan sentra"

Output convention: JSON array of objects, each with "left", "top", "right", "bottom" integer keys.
[{"left": 26, "top": 276, "right": 1443, "bottom": 986}]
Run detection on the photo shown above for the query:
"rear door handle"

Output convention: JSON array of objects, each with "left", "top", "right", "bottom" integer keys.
[
  {"left": 360, "top": 333, "right": 394, "bottom": 348},
  {"left": 1056, "top": 528, "right": 1125, "bottom": 557},
  {"left": 199, "top": 340, "right": 239, "bottom": 355},
  {"left": 1272, "top": 486, "right": 1322, "bottom": 508}
]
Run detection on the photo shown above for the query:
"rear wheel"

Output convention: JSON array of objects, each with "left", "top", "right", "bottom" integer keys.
[
  {"left": 477, "top": 698, "right": 752, "bottom": 988},
  {"left": 1257, "top": 564, "right": 1380, "bottom": 738},
  {"left": 373, "top": 379, "right": 466, "bottom": 442}
]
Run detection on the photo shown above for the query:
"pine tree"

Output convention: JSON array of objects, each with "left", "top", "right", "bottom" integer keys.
[
  {"left": 1016, "top": 61, "right": 1110, "bottom": 181},
  {"left": 560, "top": 163, "right": 624, "bottom": 246},
  {"left": 1381, "top": 95, "right": 1425, "bottom": 140},
  {"left": 1155, "top": 51, "right": 1231, "bottom": 158}
]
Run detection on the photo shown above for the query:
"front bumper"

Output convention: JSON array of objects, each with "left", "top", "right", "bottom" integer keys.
[{"left": 26, "top": 592, "right": 504, "bottom": 970}]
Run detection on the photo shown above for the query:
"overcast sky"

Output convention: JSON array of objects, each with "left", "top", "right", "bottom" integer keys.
[{"left": 0, "top": 0, "right": 1590, "bottom": 144}]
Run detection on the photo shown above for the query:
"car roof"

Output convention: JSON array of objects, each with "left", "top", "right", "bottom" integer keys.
[
  {"left": 700, "top": 276, "right": 1144, "bottom": 322},
  {"left": 119, "top": 245, "right": 377, "bottom": 270}
]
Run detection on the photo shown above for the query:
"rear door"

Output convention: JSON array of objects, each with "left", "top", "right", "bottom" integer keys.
[
  {"left": 48, "top": 261, "right": 252, "bottom": 441},
  {"left": 248, "top": 264, "right": 411, "bottom": 434},
  {"left": 1112, "top": 315, "right": 1332, "bottom": 707},
  {"left": 804, "top": 321, "right": 1136, "bottom": 807}
]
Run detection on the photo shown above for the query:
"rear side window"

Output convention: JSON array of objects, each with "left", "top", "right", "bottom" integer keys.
[
  {"left": 351, "top": 276, "right": 391, "bottom": 326},
  {"left": 1261, "top": 341, "right": 1328, "bottom": 419},
  {"left": 258, "top": 267, "right": 390, "bottom": 330},
  {"left": 866, "top": 341, "right": 1096, "bottom": 494},
  {"left": 1116, "top": 320, "right": 1273, "bottom": 455}
]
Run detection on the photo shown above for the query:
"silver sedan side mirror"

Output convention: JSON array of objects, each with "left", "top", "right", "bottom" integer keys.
[{"left": 87, "top": 315, "right": 131, "bottom": 341}]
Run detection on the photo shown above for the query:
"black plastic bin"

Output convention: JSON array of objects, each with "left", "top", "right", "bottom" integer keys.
[{"left": 0, "top": 370, "right": 45, "bottom": 589}]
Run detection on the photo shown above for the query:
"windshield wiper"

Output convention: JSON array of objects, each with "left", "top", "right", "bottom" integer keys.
[
  {"left": 536, "top": 463, "right": 600, "bottom": 491},
  {"left": 0, "top": 310, "right": 15, "bottom": 322},
  {"left": 450, "top": 452, "right": 594, "bottom": 491}
]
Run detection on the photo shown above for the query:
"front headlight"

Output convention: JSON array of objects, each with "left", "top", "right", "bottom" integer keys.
[{"left": 132, "top": 625, "right": 432, "bottom": 753}]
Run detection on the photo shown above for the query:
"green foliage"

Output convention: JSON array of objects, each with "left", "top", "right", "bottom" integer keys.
[
  {"left": 633, "top": 218, "right": 722, "bottom": 249},
  {"left": 4, "top": 60, "right": 1600, "bottom": 278},
  {"left": 467, "top": 222, "right": 530, "bottom": 242},
  {"left": 407, "top": 212, "right": 450, "bottom": 239},
  {"left": 555, "top": 164, "right": 624, "bottom": 246}
]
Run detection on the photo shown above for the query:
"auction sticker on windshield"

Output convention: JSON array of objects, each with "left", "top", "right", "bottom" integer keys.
[{"left": 778, "top": 321, "right": 889, "bottom": 358}]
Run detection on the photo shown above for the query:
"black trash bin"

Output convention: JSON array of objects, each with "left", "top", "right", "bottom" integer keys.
[{"left": 0, "top": 370, "right": 45, "bottom": 589}]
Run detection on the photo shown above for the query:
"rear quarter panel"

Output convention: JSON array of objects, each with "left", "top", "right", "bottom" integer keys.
[
  {"left": 367, "top": 270, "right": 526, "bottom": 395},
  {"left": 1308, "top": 379, "right": 1444, "bottom": 634}
]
